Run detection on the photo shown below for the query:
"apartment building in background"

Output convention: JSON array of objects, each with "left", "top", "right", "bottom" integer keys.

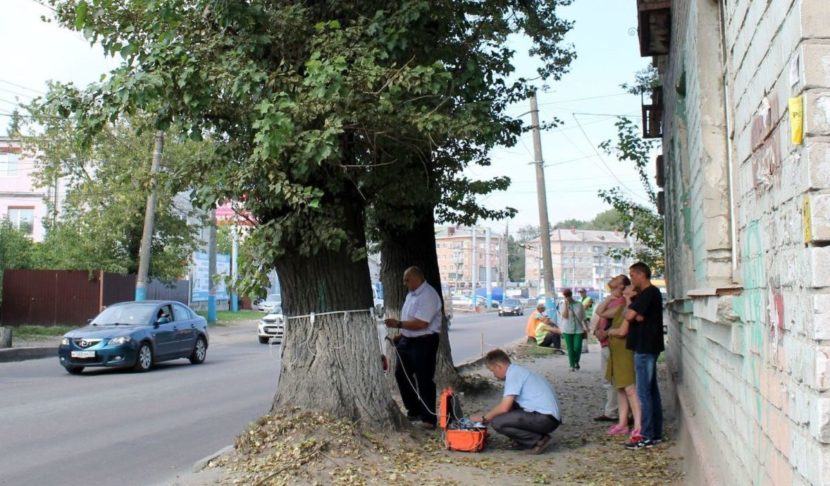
[
  {"left": 434, "top": 226, "right": 506, "bottom": 291},
  {"left": 524, "top": 228, "right": 636, "bottom": 294}
]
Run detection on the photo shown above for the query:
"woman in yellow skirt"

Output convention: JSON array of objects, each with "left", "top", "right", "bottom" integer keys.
[{"left": 602, "top": 277, "right": 642, "bottom": 440}]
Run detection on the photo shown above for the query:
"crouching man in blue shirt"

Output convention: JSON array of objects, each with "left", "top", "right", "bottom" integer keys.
[{"left": 471, "top": 348, "right": 562, "bottom": 454}]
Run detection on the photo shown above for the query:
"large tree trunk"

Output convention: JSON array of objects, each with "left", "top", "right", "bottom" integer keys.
[
  {"left": 271, "top": 217, "right": 404, "bottom": 430},
  {"left": 380, "top": 210, "right": 459, "bottom": 390}
]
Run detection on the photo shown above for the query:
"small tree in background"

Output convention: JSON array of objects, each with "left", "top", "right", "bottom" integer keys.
[{"left": 598, "top": 118, "right": 664, "bottom": 274}]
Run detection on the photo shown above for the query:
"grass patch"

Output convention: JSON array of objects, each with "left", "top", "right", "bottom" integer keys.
[
  {"left": 7, "top": 325, "right": 76, "bottom": 339},
  {"left": 196, "top": 309, "right": 262, "bottom": 326},
  {"left": 521, "top": 345, "right": 558, "bottom": 358}
]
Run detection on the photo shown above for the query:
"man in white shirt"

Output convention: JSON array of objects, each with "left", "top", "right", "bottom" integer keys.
[
  {"left": 384, "top": 266, "right": 442, "bottom": 428},
  {"left": 472, "top": 349, "right": 562, "bottom": 454}
]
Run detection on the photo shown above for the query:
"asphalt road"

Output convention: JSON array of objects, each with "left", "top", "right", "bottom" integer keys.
[{"left": 0, "top": 311, "right": 526, "bottom": 486}]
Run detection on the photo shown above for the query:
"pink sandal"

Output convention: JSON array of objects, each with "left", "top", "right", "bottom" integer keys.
[{"left": 607, "top": 424, "right": 629, "bottom": 436}]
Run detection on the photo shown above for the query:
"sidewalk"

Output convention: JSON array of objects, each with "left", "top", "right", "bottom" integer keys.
[{"left": 170, "top": 342, "right": 683, "bottom": 485}]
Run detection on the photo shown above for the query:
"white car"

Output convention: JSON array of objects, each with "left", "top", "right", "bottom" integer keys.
[
  {"left": 257, "top": 293, "right": 281, "bottom": 313},
  {"left": 258, "top": 311, "right": 285, "bottom": 344}
]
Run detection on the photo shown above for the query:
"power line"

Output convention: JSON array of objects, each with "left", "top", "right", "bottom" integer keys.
[
  {"left": 571, "top": 112, "right": 640, "bottom": 119},
  {"left": 571, "top": 113, "right": 651, "bottom": 204},
  {"left": 536, "top": 92, "right": 630, "bottom": 107},
  {"left": 0, "top": 87, "right": 35, "bottom": 100},
  {"left": 545, "top": 154, "right": 598, "bottom": 167},
  {"left": 0, "top": 79, "right": 45, "bottom": 96},
  {"left": 509, "top": 174, "right": 641, "bottom": 186}
]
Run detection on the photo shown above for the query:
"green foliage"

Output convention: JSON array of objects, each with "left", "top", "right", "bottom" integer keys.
[
  {"left": 11, "top": 325, "right": 76, "bottom": 339},
  {"left": 0, "top": 221, "right": 37, "bottom": 304},
  {"left": 507, "top": 225, "right": 543, "bottom": 282},
  {"left": 590, "top": 208, "right": 625, "bottom": 231},
  {"left": 507, "top": 235, "right": 525, "bottom": 282},
  {"left": 553, "top": 218, "right": 590, "bottom": 230},
  {"left": 6, "top": 109, "right": 22, "bottom": 137},
  {"left": 215, "top": 222, "right": 261, "bottom": 296},
  {"left": 597, "top": 117, "right": 664, "bottom": 274},
  {"left": 621, "top": 65, "right": 659, "bottom": 96},
  {"left": 0, "top": 220, "right": 35, "bottom": 270},
  {"left": 20, "top": 106, "right": 208, "bottom": 281},
  {"left": 41, "top": 0, "right": 577, "bottom": 298}
]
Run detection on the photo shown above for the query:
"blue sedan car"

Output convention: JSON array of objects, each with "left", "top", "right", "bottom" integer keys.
[{"left": 58, "top": 301, "right": 209, "bottom": 374}]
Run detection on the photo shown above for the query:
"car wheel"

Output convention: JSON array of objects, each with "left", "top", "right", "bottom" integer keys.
[
  {"left": 258, "top": 336, "right": 270, "bottom": 344},
  {"left": 133, "top": 342, "right": 153, "bottom": 372},
  {"left": 64, "top": 366, "right": 84, "bottom": 375},
  {"left": 189, "top": 337, "right": 207, "bottom": 364}
]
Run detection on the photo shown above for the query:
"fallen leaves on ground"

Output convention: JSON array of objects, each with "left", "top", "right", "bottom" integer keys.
[{"left": 207, "top": 346, "right": 684, "bottom": 485}]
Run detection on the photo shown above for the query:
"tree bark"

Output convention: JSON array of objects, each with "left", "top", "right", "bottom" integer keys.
[
  {"left": 271, "top": 211, "right": 404, "bottom": 430},
  {"left": 380, "top": 210, "right": 459, "bottom": 390}
]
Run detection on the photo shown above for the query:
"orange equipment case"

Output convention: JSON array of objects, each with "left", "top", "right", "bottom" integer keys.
[{"left": 438, "top": 387, "right": 487, "bottom": 452}]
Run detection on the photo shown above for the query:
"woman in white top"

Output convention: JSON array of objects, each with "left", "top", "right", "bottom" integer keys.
[{"left": 559, "top": 288, "right": 588, "bottom": 371}]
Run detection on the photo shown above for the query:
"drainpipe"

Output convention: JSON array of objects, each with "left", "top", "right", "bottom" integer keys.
[{"left": 719, "top": 0, "right": 738, "bottom": 277}]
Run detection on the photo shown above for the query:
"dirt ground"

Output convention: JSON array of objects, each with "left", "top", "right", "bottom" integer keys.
[{"left": 174, "top": 343, "right": 684, "bottom": 485}]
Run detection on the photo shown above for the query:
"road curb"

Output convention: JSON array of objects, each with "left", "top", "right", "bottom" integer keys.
[
  {"left": 0, "top": 347, "right": 55, "bottom": 363},
  {"left": 192, "top": 444, "right": 234, "bottom": 473}
]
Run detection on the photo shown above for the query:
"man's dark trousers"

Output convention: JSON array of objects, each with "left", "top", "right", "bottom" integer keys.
[
  {"left": 539, "top": 332, "right": 561, "bottom": 350},
  {"left": 395, "top": 333, "right": 439, "bottom": 425},
  {"left": 490, "top": 403, "right": 560, "bottom": 448}
]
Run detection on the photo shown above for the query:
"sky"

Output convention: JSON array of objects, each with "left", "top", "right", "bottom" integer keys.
[{"left": 0, "top": 0, "right": 653, "bottom": 233}]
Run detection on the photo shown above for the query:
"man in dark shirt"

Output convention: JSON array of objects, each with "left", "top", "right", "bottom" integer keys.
[{"left": 623, "top": 262, "right": 664, "bottom": 449}]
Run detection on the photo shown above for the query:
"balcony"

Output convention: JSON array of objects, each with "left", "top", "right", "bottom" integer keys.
[
  {"left": 641, "top": 87, "right": 664, "bottom": 139},
  {"left": 637, "top": 0, "right": 671, "bottom": 57}
]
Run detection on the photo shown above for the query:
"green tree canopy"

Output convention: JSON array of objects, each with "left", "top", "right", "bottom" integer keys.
[
  {"left": 21, "top": 107, "right": 212, "bottom": 280},
  {"left": 598, "top": 117, "right": 664, "bottom": 273},
  {"left": 39, "top": 0, "right": 578, "bottom": 427}
]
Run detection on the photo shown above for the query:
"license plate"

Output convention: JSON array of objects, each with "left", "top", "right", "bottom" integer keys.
[{"left": 71, "top": 351, "right": 96, "bottom": 358}]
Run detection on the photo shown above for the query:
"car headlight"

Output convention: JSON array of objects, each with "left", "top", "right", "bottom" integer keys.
[
  {"left": 61, "top": 337, "right": 70, "bottom": 346},
  {"left": 108, "top": 336, "right": 132, "bottom": 346}
]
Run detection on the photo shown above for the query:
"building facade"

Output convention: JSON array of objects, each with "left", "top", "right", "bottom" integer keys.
[
  {"left": 0, "top": 137, "right": 56, "bottom": 242},
  {"left": 435, "top": 226, "right": 505, "bottom": 291},
  {"left": 637, "top": 0, "right": 830, "bottom": 483},
  {"left": 524, "top": 229, "right": 636, "bottom": 294}
]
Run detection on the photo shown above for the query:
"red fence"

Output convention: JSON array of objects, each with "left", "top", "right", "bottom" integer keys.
[{"left": 1, "top": 270, "right": 189, "bottom": 326}]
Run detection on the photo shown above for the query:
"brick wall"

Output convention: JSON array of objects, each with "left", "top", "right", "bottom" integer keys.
[{"left": 657, "top": 0, "right": 830, "bottom": 484}]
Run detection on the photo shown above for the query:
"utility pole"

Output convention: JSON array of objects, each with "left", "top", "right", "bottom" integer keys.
[
  {"left": 230, "top": 221, "right": 239, "bottom": 312},
  {"left": 135, "top": 130, "right": 164, "bottom": 301},
  {"left": 502, "top": 222, "right": 509, "bottom": 292},
  {"left": 207, "top": 208, "right": 217, "bottom": 324},
  {"left": 485, "top": 227, "right": 492, "bottom": 308},
  {"left": 530, "top": 93, "right": 556, "bottom": 312},
  {"left": 471, "top": 228, "right": 477, "bottom": 309}
]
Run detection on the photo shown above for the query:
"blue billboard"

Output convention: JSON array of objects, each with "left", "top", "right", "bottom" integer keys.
[{"left": 191, "top": 251, "right": 230, "bottom": 301}]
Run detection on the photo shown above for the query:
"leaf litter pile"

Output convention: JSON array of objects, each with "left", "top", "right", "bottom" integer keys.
[{"left": 206, "top": 346, "right": 684, "bottom": 485}]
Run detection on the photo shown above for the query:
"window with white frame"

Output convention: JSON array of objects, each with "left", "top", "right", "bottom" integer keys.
[
  {"left": 7, "top": 207, "right": 34, "bottom": 235},
  {"left": 0, "top": 152, "right": 19, "bottom": 176}
]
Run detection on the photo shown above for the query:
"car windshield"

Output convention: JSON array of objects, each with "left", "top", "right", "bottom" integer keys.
[
  {"left": 266, "top": 294, "right": 280, "bottom": 303},
  {"left": 503, "top": 299, "right": 520, "bottom": 306},
  {"left": 92, "top": 303, "right": 157, "bottom": 326}
]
